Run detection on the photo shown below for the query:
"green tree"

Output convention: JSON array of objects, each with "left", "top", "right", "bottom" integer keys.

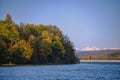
[
  {"left": 62, "top": 35, "right": 77, "bottom": 63},
  {"left": 0, "top": 39, "right": 10, "bottom": 64},
  {"left": 5, "top": 14, "right": 13, "bottom": 25},
  {"left": 0, "top": 22, "right": 19, "bottom": 43},
  {"left": 39, "top": 30, "right": 52, "bottom": 63},
  {"left": 87, "top": 55, "right": 92, "bottom": 60},
  {"left": 9, "top": 40, "right": 33, "bottom": 64}
]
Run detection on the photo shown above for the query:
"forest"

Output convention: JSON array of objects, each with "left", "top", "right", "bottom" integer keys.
[{"left": 0, "top": 14, "right": 78, "bottom": 65}]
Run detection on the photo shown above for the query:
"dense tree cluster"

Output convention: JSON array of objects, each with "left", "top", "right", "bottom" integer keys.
[{"left": 0, "top": 14, "right": 78, "bottom": 65}]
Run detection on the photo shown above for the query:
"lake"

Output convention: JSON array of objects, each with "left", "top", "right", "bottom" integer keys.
[{"left": 0, "top": 62, "right": 120, "bottom": 80}]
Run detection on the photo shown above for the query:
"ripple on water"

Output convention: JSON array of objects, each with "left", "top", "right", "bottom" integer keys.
[{"left": 0, "top": 62, "right": 120, "bottom": 80}]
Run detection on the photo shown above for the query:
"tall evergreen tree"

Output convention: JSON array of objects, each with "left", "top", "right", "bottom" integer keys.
[{"left": 5, "top": 14, "right": 13, "bottom": 25}]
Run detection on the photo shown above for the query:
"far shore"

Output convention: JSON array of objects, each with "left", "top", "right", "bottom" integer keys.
[{"left": 80, "top": 60, "right": 120, "bottom": 62}]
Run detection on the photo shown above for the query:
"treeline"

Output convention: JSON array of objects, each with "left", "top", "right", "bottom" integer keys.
[
  {"left": 80, "top": 52, "right": 120, "bottom": 60},
  {"left": 0, "top": 14, "right": 78, "bottom": 65}
]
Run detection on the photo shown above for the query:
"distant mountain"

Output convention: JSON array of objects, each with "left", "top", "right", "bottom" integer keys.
[
  {"left": 75, "top": 50, "right": 82, "bottom": 53},
  {"left": 76, "top": 50, "right": 120, "bottom": 59}
]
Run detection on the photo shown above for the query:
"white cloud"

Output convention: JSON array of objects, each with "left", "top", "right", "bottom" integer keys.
[
  {"left": 81, "top": 47, "right": 120, "bottom": 51},
  {"left": 81, "top": 46, "right": 100, "bottom": 51},
  {"left": 103, "top": 48, "right": 120, "bottom": 50},
  {"left": 75, "top": 48, "right": 81, "bottom": 51}
]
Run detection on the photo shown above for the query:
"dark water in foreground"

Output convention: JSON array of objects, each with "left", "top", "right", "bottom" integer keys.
[{"left": 0, "top": 62, "right": 120, "bottom": 80}]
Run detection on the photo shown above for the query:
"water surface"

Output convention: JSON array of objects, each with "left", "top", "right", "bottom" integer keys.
[{"left": 0, "top": 62, "right": 120, "bottom": 80}]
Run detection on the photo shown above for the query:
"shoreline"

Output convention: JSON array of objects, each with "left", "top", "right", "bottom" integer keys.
[
  {"left": 1, "top": 60, "right": 120, "bottom": 66},
  {"left": 80, "top": 60, "right": 120, "bottom": 62},
  {"left": 0, "top": 63, "right": 75, "bottom": 67}
]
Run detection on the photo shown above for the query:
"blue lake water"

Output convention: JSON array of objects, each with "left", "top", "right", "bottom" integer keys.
[{"left": 0, "top": 62, "right": 120, "bottom": 80}]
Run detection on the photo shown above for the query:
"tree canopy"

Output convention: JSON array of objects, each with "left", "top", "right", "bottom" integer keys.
[{"left": 0, "top": 14, "right": 78, "bottom": 65}]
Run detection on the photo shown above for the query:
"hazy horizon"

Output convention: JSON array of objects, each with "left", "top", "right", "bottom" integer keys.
[{"left": 0, "top": 0, "right": 120, "bottom": 50}]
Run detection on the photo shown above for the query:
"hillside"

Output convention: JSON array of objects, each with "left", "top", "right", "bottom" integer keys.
[{"left": 76, "top": 50, "right": 120, "bottom": 60}]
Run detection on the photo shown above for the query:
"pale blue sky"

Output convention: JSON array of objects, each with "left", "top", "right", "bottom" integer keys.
[{"left": 0, "top": 0, "right": 120, "bottom": 50}]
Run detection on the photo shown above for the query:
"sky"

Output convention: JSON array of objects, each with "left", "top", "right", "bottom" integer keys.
[{"left": 0, "top": 0, "right": 120, "bottom": 51}]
